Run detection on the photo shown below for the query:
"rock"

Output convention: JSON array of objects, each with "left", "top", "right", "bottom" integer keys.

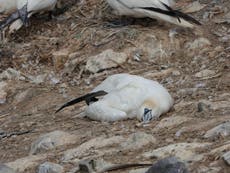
[
  {"left": 93, "top": 158, "right": 114, "bottom": 172},
  {"left": 38, "top": 162, "right": 64, "bottom": 173},
  {"left": 184, "top": 1, "right": 206, "bottom": 13},
  {"left": 28, "top": 74, "right": 47, "bottom": 84},
  {"left": 0, "top": 81, "right": 8, "bottom": 104},
  {"left": 77, "top": 158, "right": 113, "bottom": 173},
  {"left": 6, "top": 154, "right": 46, "bottom": 173},
  {"left": 185, "top": 38, "right": 211, "bottom": 50},
  {"left": 62, "top": 136, "right": 125, "bottom": 162},
  {"left": 137, "top": 33, "right": 170, "bottom": 59},
  {"left": 30, "top": 130, "right": 77, "bottom": 155},
  {"left": 13, "top": 88, "right": 42, "bottom": 104},
  {"left": 195, "top": 69, "right": 216, "bottom": 78},
  {"left": 129, "top": 168, "right": 148, "bottom": 173},
  {"left": 178, "top": 88, "right": 197, "bottom": 96},
  {"left": 145, "top": 156, "right": 189, "bottom": 173},
  {"left": 195, "top": 166, "right": 221, "bottom": 173},
  {"left": 204, "top": 122, "right": 230, "bottom": 138},
  {"left": 198, "top": 100, "right": 230, "bottom": 111},
  {"left": 210, "top": 143, "right": 230, "bottom": 156},
  {"left": 215, "top": 12, "right": 230, "bottom": 24},
  {"left": 120, "top": 132, "right": 156, "bottom": 150},
  {"left": 143, "top": 143, "right": 210, "bottom": 162},
  {"left": 222, "top": 151, "right": 230, "bottom": 166},
  {"left": 85, "top": 49, "right": 127, "bottom": 73},
  {"left": 0, "top": 68, "right": 25, "bottom": 81},
  {"left": 52, "top": 49, "right": 70, "bottom": 70},
  {"left": 0, "top": 164, "right": 16, "bottom": 173},
  {"left": 154, "top": 116, "right": 191, "bottom": 131}
]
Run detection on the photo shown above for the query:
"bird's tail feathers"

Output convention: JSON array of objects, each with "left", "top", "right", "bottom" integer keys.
[
  {"left": 55, "top": 90, "right": 107, "bottom": 113},
  {"left": 140, "top": 2, "right": 201, "bottom": 28}
]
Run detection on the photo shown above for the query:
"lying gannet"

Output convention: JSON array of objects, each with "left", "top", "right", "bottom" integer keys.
[
  {"left": 0, "top": 0, "right": 58, "bottom": 32},
  {"left": 56, "top": 74, "right": 173, "bottom": 122},
  {"left": 106, "top": 0, "right": 201, "bottom": 28}
]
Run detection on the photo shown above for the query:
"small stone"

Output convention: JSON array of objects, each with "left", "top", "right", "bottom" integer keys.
[
  {"left": 204, "top": 122, "right": 230, "bottom": 138},
  {"left": 154, "top": 116, "right": 190, "bottom": 131},
  {"left": 85, "top": 49, "right": 127, "bottom": 73},
  {"left": 198, "top": 100, "right": 230, "bottom": 111},
  {"left": 0, "top": 81, "right": 8, "bottom": 104},
  {"left": 178, "top": 88, "right": 197, "bottom": 96},
  {"left": 129, "top": 168, "right": 148, "bottom": 173},
  {"left": 52, "top": 49, "right": 70, "bottom": 70},
  {"left": 192, "top": 166, "right": 221, "bottom": 173},
  {"left": 172, "top": 70, "right": 181, "bottom": 76},
  {"left": 62, "top": 136, "right": 125, "bottom": 162},
  {"left": 38, "top": 162, "right": 64, "bottom": 173},
  {"left": 222, "top": 151, "right": 230, "bottom": 166},
  {"left": 0, "top": 68, "right": 25, "bottom": 80},
  {"left": 6, "top": 154, "right": 46, "bottom": 172},
  {"left": 195, "top": 69, "right": 216, "bottom": 78},
  {"left": 145, "top": 156, "right": 189, "bottom": 173},
  {"left": 28, "top": 74, "right": 47, "bottom": 84},
  {"left": 30, "top": 130, "right": 77, "bottom": 155},
  {"left": 185, "top": 38, "right": 211, "bottom": 50},
  {"left": 184, "top": 1, "right": 206, "bottom": 13},
  {"left": 0, "top": 164, "right": 16, "bottom": 173},
  {"left": 143, "top": 142, "right": 210, "bottom": 162},
  {"left": 120, "top": 132, "right": 156, "bottom": 150}
]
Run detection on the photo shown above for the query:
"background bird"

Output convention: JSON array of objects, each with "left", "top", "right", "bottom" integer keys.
[
  {"left": 0, "top": 0, "right": 59, "bottom": 33},
  {"left": 56, "top": 73, "right": 174, "bottom": 122},
  {"left": 106, "top": 0, "right": 201, "bottom": 28}
]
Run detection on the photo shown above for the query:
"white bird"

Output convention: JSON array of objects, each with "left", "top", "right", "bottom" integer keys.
[
  {"left": 106, "top": 0, "right": 201, "bottom": 28},
  {"left": 0, "top": 0, "right": 58, "bottom": 32},
  {"left": 56, "top": 74, "right": 174, "bottom": 122}
]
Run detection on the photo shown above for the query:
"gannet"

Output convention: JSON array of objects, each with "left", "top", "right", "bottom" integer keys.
[
  {"left": 106, "top": 0, "right": 201, "bottom": 28},
  {"left": 0, "top": 0, "right": 58, "bottom": 32},
  {"left": 56, "top": 74, "right": 174, "bottom": 122}
]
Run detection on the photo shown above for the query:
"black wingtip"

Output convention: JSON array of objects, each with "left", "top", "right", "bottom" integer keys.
[
  {"left": 160, "top": 2, "right": 202, "bottom": 26},
  {"left": 55, "top": 90, "right": 108, "bottom": 113}
]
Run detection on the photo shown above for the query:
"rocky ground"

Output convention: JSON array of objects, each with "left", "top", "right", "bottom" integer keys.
[{"left": 0, "top": 0, "right": 229, "bottom": 173}]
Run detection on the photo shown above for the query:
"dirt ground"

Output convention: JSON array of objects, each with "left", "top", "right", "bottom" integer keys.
[{"left": 0, "top": 0, "right": 229, "bottom": 172}]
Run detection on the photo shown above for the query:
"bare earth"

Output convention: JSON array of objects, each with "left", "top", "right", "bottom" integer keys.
[{"left": 0, "top": 0, "right": 229, "bottom": 172}]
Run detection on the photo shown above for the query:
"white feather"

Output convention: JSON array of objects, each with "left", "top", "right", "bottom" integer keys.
[
  {"left": 106, "top": 0, "right": 194, "bottom": 28},
  {"left": 85, "top": 73, "right": 173, "bottom": 122}
]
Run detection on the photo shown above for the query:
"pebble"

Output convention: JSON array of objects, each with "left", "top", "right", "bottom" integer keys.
[
  {"left": 38, "top": 162, "right": 64, "bottom": 173},
  {"left": 204, "top": 122, "right": 230, "bottom": 138}
]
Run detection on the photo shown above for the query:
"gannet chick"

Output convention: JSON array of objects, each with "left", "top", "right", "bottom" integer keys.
[
  {"left": 106, "top": 0, "right": 201, "bottom": 28},
  {"left": 56, "top": 74, "right": 173, "bottom": 122},
  {"left": 0, "top": 0, "right": 58, "bottom": 32}
]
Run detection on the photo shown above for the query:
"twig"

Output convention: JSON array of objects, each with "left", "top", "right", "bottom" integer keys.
[{"left": 0, "top": 129, "right": 33, "bottom": 139}]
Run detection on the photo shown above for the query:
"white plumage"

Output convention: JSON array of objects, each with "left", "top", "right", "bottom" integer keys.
[
  {"left": 56, "top": 74, "right": 174, "bottom": 122},
  {"left": 106, "top": 0, "right": 201, "bottom": 28}
]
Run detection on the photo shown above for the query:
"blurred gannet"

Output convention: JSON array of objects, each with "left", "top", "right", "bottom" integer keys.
[
  {"left": 106, "top": 0, "right": 201, "bottom": 28},
  {"left": 56, "top": 74, "right": 173, "bottom": 122},
  {"left": 0, "top": 0, "right": 58, "bottom": 32}
]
